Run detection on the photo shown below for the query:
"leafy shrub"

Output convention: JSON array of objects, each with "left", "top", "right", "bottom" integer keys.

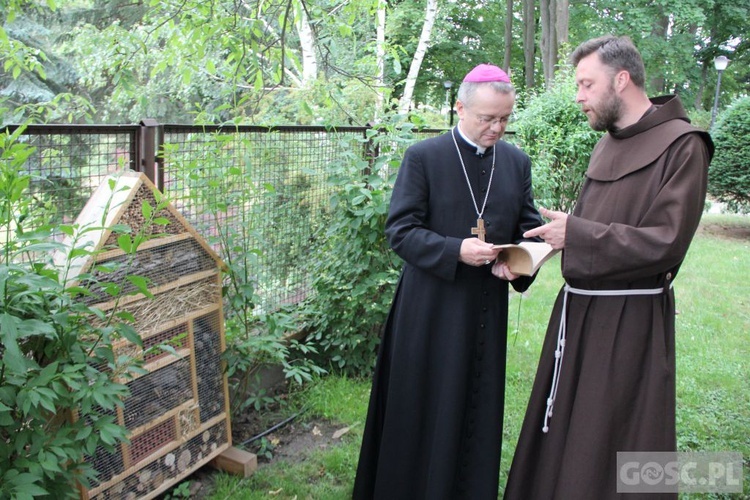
[
  {"left": 223, "top": 315, "right": 327, "bottom": 419},
  {"left": 513, "top": 69, "right": 601, "bottom": 213},
  {"left": 708, "top": 96, "right": 750, "bottom": 213},
  {"left": 0, "top": 126, "right": 162, "bottom": 498},
  {"left": 298, "top": 124, "right": 420, "bottom": 376}
]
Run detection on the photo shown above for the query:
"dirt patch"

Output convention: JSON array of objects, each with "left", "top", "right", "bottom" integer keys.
[
  {"left": 697, "top": 219, "right": 750, "bottom": 241},
  {"left": 227, "top": 383, "right": 352, "bottom": 465},
  {"left": 173, "top": 393, "right": 353, "bottom": 498},
  {"left": 242, "top": 416, "right": 351, "bottom": 463}
]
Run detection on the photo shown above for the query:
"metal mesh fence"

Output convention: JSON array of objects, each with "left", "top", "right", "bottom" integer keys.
[
  {"left": 160, "top": 125, "right": 368, "bottom": 315},
  {"left": 158, "top": 125, "right": 449, "bottom": 316},
  {"left": 10, "top": 125, "right": 138, "bottom": 227},
  {"left": 5, "top": 122, "right": 445, "bottom": 317}
]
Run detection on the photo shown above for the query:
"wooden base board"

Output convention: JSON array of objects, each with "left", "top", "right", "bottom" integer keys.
[{"left": 210, "top": 446, "right": 258, "bottom": 478}]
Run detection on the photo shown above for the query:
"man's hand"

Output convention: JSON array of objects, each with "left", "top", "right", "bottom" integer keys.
[
  {"left": 491, "top": 259, "right": 520, "bottom": 281},
  {"left": 459, "top": 238, "right": 500, "bottom": 267},
  {"left": 524, "top": 207, "right": 567, "bottom": 250}
]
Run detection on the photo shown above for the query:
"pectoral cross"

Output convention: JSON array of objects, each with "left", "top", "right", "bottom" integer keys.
[{"left": 471, "top": 218, "right": 486, "bottom": 242}]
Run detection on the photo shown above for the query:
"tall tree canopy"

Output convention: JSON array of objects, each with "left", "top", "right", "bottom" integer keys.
[{"left": 1, "top": 0, "right": 747, "bottom": 126}]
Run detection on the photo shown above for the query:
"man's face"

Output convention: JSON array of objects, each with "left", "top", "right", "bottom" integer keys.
[
  {"left": 575, "top": 53, "right": 623, "bottom": 132},
  {"left": 456, "top": 86, "right": 515, "bottom": 148}
]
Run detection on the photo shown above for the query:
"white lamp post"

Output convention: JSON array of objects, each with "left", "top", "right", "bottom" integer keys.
[{"left": 710, "top": 55, "right": 729, "bottom": 130}]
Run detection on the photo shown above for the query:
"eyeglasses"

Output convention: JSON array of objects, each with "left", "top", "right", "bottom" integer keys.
[{"left": 469, "top": 110, "right": 512, "bottom": 126}]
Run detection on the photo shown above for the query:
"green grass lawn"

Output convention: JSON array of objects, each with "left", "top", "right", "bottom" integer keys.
[{"left": 203, "top": 214, "right": 750, "bottom": 499}]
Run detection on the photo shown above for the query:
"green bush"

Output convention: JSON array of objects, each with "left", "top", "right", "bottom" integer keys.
[
  {"left": 513, "top": 69, "right": 601, "bottom": 213},
  {"left": 708, "top": 96, "right": 750, "bottom": 213},
  {"left": 0, "top": 126, "right": 158, "bottom": 498},
  {"left": 299, "top": 123, "right": 420, "bottom": 376}
]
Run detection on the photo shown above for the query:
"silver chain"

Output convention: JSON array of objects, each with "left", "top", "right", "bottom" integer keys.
[{"left": 451, "top": 128, "right": 496, "bottom": 219}]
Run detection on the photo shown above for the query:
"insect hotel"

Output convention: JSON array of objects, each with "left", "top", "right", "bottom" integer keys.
[{"left": 58, "top": 171, "right": 248, "bottom": 499}]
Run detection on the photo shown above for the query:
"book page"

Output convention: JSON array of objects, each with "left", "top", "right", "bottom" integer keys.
[
  {"left": 492, "top": 242, "right": 558, "bottom": 276},
  {"left": 518, "top": 241, "right": 555, "bottom": 265}
]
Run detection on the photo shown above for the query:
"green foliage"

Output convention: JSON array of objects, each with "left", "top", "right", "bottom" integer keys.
[
  {"left": 223, "top": 323, "right": 327, "bottom": 419},
  {"left": 0, "top": 127, "right": 158, "bottom": 497},
  {"left": 300, "top": 122, "right": 420, "bottom": 376},
  {"left": 687, "top": 108, "right": 711, "bottom": 131},
  {"left": 708, "top": 96, "right": 750, "bottom": 212},
  {"left": 513, "top": 70, "right": 601, "bottom": 213},
  {"left": 0, "top": 7, "right": 97, "bottom": 124},
  {"left": 3, "top": 0, "right": 749, "bottom": 126},
  {"left": 163, "top": 479, "right": 192, "bottom": 499},
  {"left": 254, "top": 436, "right": 276, "bottom": 461}
]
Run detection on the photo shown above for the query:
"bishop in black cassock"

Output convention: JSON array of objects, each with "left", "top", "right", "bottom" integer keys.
[{"left": 353, "top": 64, "right": 543, "bottom": 499}]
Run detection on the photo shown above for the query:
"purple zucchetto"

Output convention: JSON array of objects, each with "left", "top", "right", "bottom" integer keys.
[{"left": 462, "top": 64, "right": 511, "bottom": 83}]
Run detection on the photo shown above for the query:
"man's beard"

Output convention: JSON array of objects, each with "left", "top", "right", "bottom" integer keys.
[{"left": 590, "top": 90, "right": 623, "bottom": 132}]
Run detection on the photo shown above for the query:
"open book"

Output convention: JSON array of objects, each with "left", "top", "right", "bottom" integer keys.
[{"left": 491, "top": 241, "right": 560, "bottom": 276}]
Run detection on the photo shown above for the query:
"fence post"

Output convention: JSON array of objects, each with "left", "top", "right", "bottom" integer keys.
[
  {"left": 137, "top": 119, "right": 164, "bottom": 191},
  {"left": 363, "top": 123, "right": 379, "bottom": 178}
]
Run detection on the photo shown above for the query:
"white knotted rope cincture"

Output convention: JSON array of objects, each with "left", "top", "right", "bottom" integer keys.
[{"left": 542, "top": 283, "right": 670, "bottom": 433}]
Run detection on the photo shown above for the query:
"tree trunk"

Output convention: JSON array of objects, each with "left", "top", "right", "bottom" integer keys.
[
  {"left": 375, "top": 0, "right": 387, "bottom": 121},
  {"left": 504, "top": 0, "right": 513, "bottom": 74},
  {"left": 398, "top": 0, "right": 439, "bottom": 116},
  {"left": 540, "top": 0, "right": 556, "bottom": 87},
  {"left": 555, "top": 0, "right": 568, "bottom": 56},
  {"left": 523, "top": 0, "right": 536, "bottom": 89},
  {"left": 295, "top": 0, "right": 317, "bottom": 87},
  {"left": 649, "top": 14, "right": 670, "bottom": 93},
  {"left": 695, "top": 63, "right": 708, "bottom": 110}
]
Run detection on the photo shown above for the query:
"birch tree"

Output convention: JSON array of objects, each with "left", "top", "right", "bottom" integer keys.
[
  {"left": 398, "top": 0, "right": 439, "bottom": 116},
  {"left": 375, "top": 0, "right": 387, "bottom": 120},
  {"left": 503, "top": 0, "right": 513, "bottom": 73},
  {"left": 295, "top": 0, "right": 318, "bottom": 87}
]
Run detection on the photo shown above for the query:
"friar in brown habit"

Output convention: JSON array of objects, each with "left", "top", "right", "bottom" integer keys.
[{"left": 503, "top": 36, "right": 714, "bottom": 500}]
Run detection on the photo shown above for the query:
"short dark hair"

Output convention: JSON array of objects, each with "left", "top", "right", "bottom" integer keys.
[{"left": 570, "top": 35, "right": 646, "bottom": 89}]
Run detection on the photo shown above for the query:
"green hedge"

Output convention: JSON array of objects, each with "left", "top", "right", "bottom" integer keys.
[{"left": 709, "top": 96, "right": 750, "bottom": 212}]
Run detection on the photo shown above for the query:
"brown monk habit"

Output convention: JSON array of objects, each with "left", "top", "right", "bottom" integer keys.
[{"left": 504, "top": 95, "right": 714, "bottom": 500}]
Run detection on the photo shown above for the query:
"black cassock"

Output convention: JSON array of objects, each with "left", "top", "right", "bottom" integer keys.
[{"left": 353, "top": 130, "right": 542, "bottom": 499}]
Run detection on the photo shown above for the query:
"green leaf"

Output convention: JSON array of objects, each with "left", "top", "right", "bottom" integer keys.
[
  {"left": 141, "top": 199, "right": 153, "bottom": 220},
  {"left": 154, "top": 343, "right": 179, "bottom": 359},
  {"left": 0, "top": 313, "right": 27, "bottom": 373},
  {"left": 97, "top": 422, "right": 124, "bottom": 446},
  {"left": 0, "top": 412, "right": 14, "bottom": 426},
  {"left": 126, "top": 275, "right": 153, "bottom": 298},
  {"left": 35, "top": 388, "right": 58, "bottom": 414},
  {"left": 114, "top": 311, "right": 136, "bottom": 323},
  {"left": 109, "top": 223, "right": 132, "bottom": 234},
  {"left": 117, "top": 234, "right": 132, "bottom": 253},
  {"left": 34, "top": 362, "right": 59, "bottom": 386},
  {"left": 116, "top": 324, "right": 142, "bottom": 346},
  {"left": 19, "top": 318, "right": 56, "bottom": 337},
  {"left": 76, "top": 425, "right": 93, "bottom": 442}
]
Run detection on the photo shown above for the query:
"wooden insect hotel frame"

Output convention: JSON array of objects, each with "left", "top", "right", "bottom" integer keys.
[{"left": 59, "top": 171, "right": 233, "bottom": 499}]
